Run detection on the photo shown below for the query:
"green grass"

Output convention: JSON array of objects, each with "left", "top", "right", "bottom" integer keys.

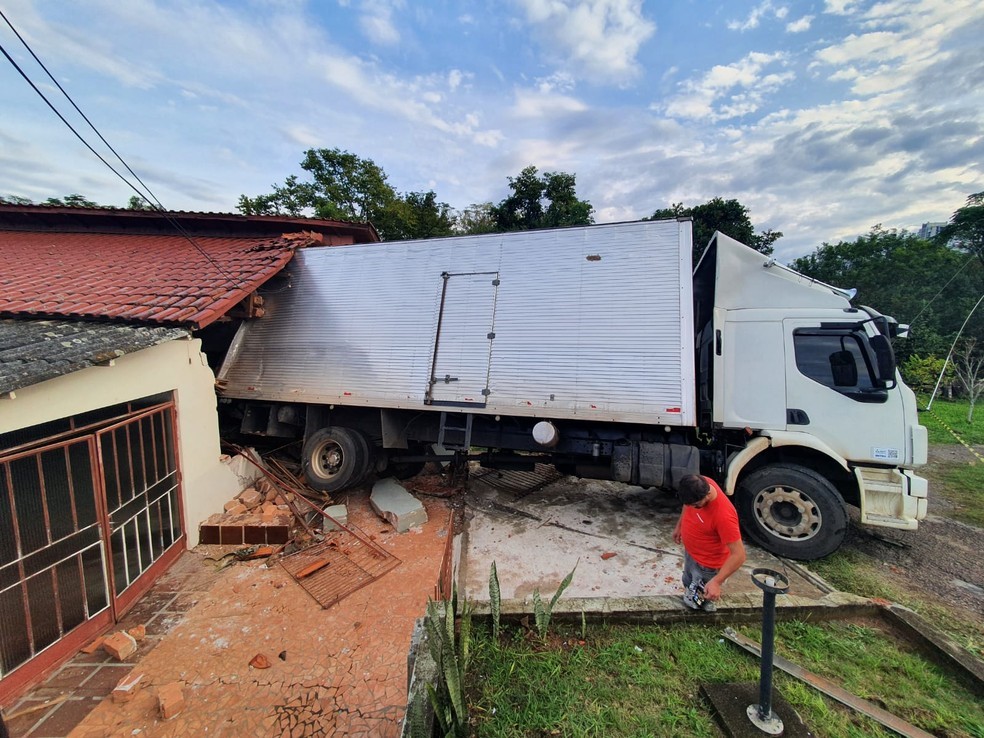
[
  {"left": 918, "top": 396, "right": 984, "bottom": 446},
  {"left": 809, "top": 549, "right": 983, "bottom": 658},
  {"left": 932, "top": 461, "right": 984, "bottom": 527},
  {"left": 466, "top": 620, "right": 984, "bottom": 737}
]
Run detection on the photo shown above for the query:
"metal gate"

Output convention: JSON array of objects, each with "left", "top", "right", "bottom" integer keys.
[
  {"left": 425, "top": 271, "right": 499, "bottom": 406},
  {"left": 0, "top": 401, "right": 184, "bottom": 700}
]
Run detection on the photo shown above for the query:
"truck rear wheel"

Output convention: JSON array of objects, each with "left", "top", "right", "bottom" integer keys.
[
  {"left": 302, "top": 427, "right": 369, "bottom": 493},
  {"left": 736, "top": 464, "right": 847, "bottom": 561}
]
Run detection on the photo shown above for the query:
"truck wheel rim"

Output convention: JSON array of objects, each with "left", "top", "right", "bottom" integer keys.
[
  {"left": 311, "top": 440, "right": 343, "bottom": 479},
  {"left": 752, "top": 486, "right": 821, "bottom": 541}
]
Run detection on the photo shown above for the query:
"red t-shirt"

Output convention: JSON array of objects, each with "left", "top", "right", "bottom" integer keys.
[{"left": 681, "top": 478, "right": 742, "bottom": 569}]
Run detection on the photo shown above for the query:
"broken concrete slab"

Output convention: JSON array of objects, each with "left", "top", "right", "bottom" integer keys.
[
  {"left": 371, "top": 478, "right": 428, "bottom": 533},
  {"left": 322, "top": 503, "right": 348, "bottom": 532}
]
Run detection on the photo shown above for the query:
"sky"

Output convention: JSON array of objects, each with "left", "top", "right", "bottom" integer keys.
[{"left": 0, "top": 0, "right": 981, "bottom": 262}]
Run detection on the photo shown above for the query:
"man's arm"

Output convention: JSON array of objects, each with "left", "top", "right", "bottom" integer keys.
[
  {"left": 672, "top": 512, "right": 684, "bottom": 544},
  {"left": 703, "top": 540, "right": 746, "bottom": 601}
]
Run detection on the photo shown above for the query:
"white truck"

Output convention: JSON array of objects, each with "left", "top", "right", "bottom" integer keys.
[{"left": 217, "top": 218, "right": 927, "bottom": 560}]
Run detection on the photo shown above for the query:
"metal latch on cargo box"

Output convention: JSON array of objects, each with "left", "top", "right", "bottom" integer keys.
[{"left": 434, "top": 375, "right": 459, "bottom": 384}]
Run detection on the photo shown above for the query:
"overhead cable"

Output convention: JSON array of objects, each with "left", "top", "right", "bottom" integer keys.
[{"left": 0, "top": 10, "right": 245, "bottom": 288}]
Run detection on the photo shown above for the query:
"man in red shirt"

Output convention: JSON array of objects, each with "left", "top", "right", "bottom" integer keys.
[{"left": 672, "top": 474, "right": 746, "bottom": 611}]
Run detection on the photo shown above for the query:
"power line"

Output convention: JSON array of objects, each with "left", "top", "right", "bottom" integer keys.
[{"left": 0, "top": 10, "right": 245, "bottom": 288}]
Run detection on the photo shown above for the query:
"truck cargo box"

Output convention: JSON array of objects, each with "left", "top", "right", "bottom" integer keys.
[{"left": 218, "top": 219, "right": 697, "bottom": 427}]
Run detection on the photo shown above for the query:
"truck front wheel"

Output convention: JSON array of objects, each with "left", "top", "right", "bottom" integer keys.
[
  {"left": 302, "top": 427, "right": 368, "bottom": 493},
  {"left": 736, "top": 464, "right": 847, "bottom": 561}
]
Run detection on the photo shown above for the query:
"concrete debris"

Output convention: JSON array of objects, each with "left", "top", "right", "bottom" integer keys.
[
  {"left": 322, "top": 504, "right": 348, "bottom": 532},
  {"left": 370, "top": 478, "right": 428, "bottom": 533}
]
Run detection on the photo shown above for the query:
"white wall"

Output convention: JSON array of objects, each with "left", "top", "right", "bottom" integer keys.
[{"left": 0, "top": 337, "right": 243, "bottom": 547}]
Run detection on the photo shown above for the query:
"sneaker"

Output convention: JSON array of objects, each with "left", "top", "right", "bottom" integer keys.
[
  {"left": 702, "top": 600, "right": 718, "bottom": 612},
  {"left": 682, "top": 593, "right": 701, "bottom": 610}
]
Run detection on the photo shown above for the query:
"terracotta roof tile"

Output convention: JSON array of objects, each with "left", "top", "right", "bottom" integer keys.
[{"left": 0, "top": 232, "right": 299, "bottom": 328}]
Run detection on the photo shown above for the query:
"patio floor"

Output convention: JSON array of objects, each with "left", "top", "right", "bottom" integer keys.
[{"left": 3, "top": 493, "right": 454, "bottom": 738}]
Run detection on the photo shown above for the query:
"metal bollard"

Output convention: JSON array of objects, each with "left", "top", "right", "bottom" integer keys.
[{"left": 747, "top": 568, "right": 789, "bottom": 735}]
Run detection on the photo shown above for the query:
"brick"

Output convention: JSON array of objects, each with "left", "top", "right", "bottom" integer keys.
[
  {"left": 223, "top": 499, "right": 243, "bottom": 512},
  {"left": 249, "top": 653, "right": 271, "bottom": 669},
  {"left": 239, "top": 488, "right": 263, "bottom": 509},
  {"left": 113, "top": 671, "right": 144, "bottom": 703},
  {"left": 260, "top": 502, "right": 279, "bottom": 516},
  {"left": 220, "top": 526, "right": 244, "bottom": 545},
  {"left": 199, "top": 524, "right": 220, "bottom": 545},
  {"left": 128, "top": 624, "right": 147, "bottom": 641},
  {"left": 158, "top": 682, "right": 185, "bottom": 719},
  {"left": 103, "top": 631, "right": 137, "bottom": 661},
  {"left": 224, "top": 502, "right": 248, "bottom": 516}
]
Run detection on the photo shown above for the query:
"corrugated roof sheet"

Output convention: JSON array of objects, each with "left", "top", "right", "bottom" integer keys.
[
  {"left": 0, "top": 231, "right": 298, "bottom": 329},
  {"left": 0, "top": 318, "right": 189, "bottom": 395}
]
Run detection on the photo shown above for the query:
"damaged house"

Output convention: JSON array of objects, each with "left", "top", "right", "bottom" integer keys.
[{"left": 0, "top": 204, "right": 377, "bottom": 702}]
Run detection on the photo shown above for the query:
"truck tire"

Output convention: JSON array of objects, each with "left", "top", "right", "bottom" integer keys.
[
  {"left": 301, "top": 427, "right": 368, "bottom": 493},
  {"left": 736, "top": 464, "right": 848, "bottom": 561}
]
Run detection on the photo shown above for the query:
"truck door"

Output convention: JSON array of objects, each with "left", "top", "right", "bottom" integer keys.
[
  {"left": 425, "top": 271, "right": 499, "bottom": 406},
  {"left": 783, "top": 319, "right": 906, "bottom": 463}
]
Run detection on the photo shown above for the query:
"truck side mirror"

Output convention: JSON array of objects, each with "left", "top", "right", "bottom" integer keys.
[{"left": 829, "top": 351, "right": 857, "bottom": 387}]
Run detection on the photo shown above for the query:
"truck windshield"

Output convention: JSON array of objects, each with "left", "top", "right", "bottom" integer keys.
[{"left": 793, "top": 330, "right": 888, "bottom": 403}]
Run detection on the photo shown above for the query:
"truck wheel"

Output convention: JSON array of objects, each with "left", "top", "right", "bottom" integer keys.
[
  {"left": 302, "top": 427, "right": 367, "bottom": 493},
  {"left": 736, "top": 464, "right": 847, "bottom": 561}
]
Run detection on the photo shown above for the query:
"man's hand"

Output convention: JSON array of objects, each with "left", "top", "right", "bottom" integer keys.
[
  {"left": 672, "top": 521, "right": 682, "bottom": 544},
  {"left": 703, "top": 578, "right": 723, "bottom": 601}
]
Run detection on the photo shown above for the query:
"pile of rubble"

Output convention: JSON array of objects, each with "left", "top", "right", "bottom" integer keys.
[{"left": 198, "top": 475, "right": 295, "bottom": 545}]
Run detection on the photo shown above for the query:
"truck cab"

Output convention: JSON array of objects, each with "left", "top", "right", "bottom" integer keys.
[{"left": 695, "top": 233, "right": 928, "bottom": 559}]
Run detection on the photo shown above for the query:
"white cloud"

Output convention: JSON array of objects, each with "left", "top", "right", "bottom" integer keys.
[
  {"left": 355, "top": 0, "right": 405, "bottom": 46},
  {"left": 824, "top": 0, "right": 858, "bottom": 14},
  {"left": 786, "top": 15, "right": 813, "bottom": 32},
  {"left": 728, "top": 1, "right": 790, "bottom": 32},
  {"left": 513, "top": 0, "right": 656, "bottom": 85},
  {"left": 511, "top": 88, "right": 589, "bottom": 118},
  {"left": 663, "top": 51, "right": 793, "bottom": 121}
]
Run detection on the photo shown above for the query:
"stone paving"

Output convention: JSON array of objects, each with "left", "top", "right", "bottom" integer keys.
[{"left": 5, "top": 493, "right": 454, "bottom": 738}]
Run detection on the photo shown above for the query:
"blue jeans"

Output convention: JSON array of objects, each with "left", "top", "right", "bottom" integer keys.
[{"left": 682, "top": 550, "right": 719, "bottom": 591}]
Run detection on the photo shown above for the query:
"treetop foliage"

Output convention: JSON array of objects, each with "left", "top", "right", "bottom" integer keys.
[
  {"left": 937, "top": 191, "right": 984, "bottom": 266},
  {"left": 646, "top": 197, "right": 782, "bottom": 265},
  {"left": 791, "top": 222, "right": 984, "bottom": 368},
  {"left": 487, "top": 165, "right": 593, "bottom": 233}
]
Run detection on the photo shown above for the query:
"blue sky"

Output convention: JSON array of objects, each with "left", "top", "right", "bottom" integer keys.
[{"left": 1, "top": 0, "right": 981, "bottom": 260}]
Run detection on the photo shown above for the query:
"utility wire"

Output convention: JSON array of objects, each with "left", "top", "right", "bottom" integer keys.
[
  {"left": 0, "top": 11, "right": 244, "bottom": 288},
  {"left": 907, "top": 251, "right": 978, "bottom": 328}
]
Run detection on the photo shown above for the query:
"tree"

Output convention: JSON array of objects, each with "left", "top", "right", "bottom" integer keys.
[
  {"left": 456, "top": 202, "right": 497, "bottom": 235},
  {"left": 953, "top": 339, "right": 984, "bottom": 422},
  {"left": 490, "top": 166, "right": 593, "bottom": 232},
  {"left": 0, "top": 194, "right": 33, "bottom": 205},
  {"left": 791, "top": 226, "right": 984, "bottom": 366},
  {"left": 390, "top": 190, "right": 456, "bottom": 240},
  {"left": 127, "top": 195, "right": 154, "bottom": 210},
  {"left": 647, "top": 197, "right": 781, "bottom": 265},
  {"left": 45, "top": 193, "right": 99, "bottom": 207},
  {"left": 937, "top": 192, "right": 984, "bottom": 267},
  {"left": 238, "top": 148, "right": 455, "bottom": 241}
]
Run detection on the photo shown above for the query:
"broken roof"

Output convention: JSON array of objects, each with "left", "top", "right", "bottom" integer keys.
[
  {"left": 0, "top": 318, "right": 189, "bottom": 395},
  {"left": 0, "top": 205, "right": 379, "bottom": 329}
]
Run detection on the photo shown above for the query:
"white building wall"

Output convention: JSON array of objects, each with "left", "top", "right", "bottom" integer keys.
[{"left": 0, "top": 337, "right": 243, "bottom": 547}]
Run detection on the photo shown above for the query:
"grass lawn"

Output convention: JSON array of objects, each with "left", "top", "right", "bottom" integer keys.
[
  {"left": 918, "top": 396, "right": 984, "bottom": 446},
  {"left": 466, "top": 619, "right": 984, "bottom": 737}
]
